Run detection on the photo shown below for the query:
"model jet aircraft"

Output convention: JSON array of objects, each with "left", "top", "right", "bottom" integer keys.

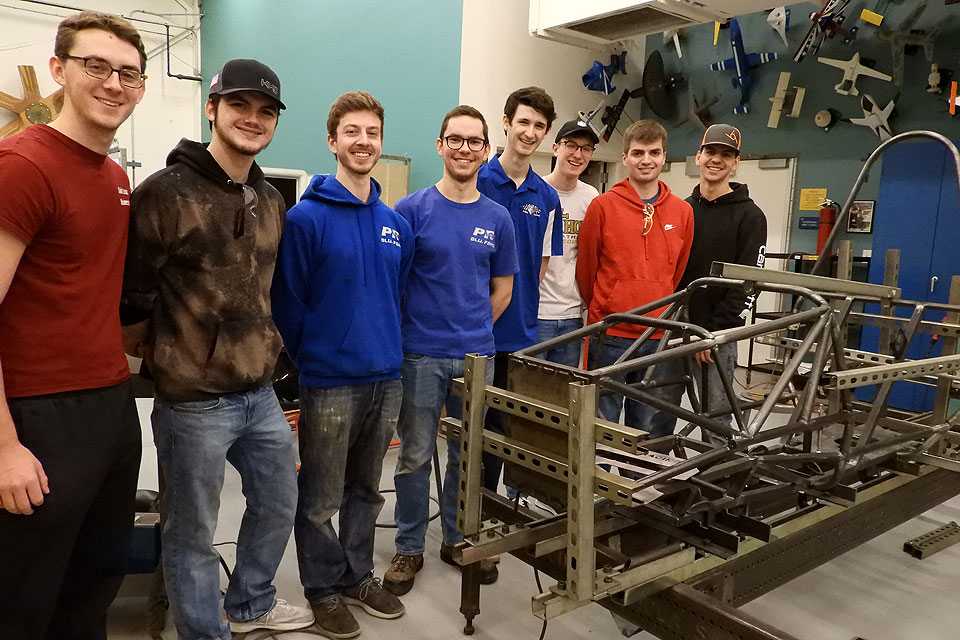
[
  {"left": 577, "top": 100, "right": 606, "bottom": 139},
  {"left": 600, "top": 89, "right": 636, "bottom": 142},
  {"left": 677, "top": 84, "right": 718, "bottom": 131},
  {"left": 582, "top": 52, "right": 627, "bottom": 95},
  {"left": 850, "top": 94, "right": 895, "bottom": 141},
  {"left": 663, "top": 28, "right": 682, "bottom": 59},
  {"left": 767, "top": 7, "right": 790, "bottom": 48},
  {"left": 794, "top": 0, "right": 858, "bottom": 63},
  {"left": 818, "top": 52, "right": 892, "bottom": 96},
  {"left": 710, "top": 18, "right": 778, "bottom": 114},
  {"left": 768, "top": 71, "right": 805, "bottom": 128},
  {"left": 877, "top": 1, "right": 942, "bottom": 86}
]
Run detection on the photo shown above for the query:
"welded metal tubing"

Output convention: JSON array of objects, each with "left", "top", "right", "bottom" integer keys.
[
  {"left": 746, "top": 314, "right": 831, "bottom": 437},
  {"left": 602, "top": 379, "right": 739, "bottom": 440},
  {"left": 812, "top": 130, "right": 960, "bottom": 277}
]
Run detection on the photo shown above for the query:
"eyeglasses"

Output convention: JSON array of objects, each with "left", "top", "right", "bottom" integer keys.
[
  {"left": 234, "top": 184, "right": 258, "bottom": 238},
  {"left": 443, "top": 135, "right": 487, "bottom": 152},
  {"left": 61, "top": 55, "right": 146, "bottom": 89},
  {"left": 641, "top": 203, "right": 655, "bottom": 236},
  {"left": 559, "top": 140, "right": 595, "bottom": 154}
]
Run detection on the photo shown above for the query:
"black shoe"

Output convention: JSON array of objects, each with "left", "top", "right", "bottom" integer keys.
[
  {"left": 342, "top": 575, "right": 405, "bottom": 619},
  {"left": 309, "top": 595, "right": 360, "bottom": 639},
  {"left": 439, "top": 542, "right": 499, "bottom": 585}
]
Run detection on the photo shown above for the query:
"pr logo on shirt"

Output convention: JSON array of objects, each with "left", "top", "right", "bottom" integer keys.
[
  {"left": 117, "top": 186, "right": 130, "bottom": 207},
  {"left": 380, "top": 225, "right": 401, "bottom": 247},
  {"left": 471, "top": 227, "right": 496, "bottom": 248},
  {"left": 522, "top": 203, "right": 542, "bottom": 217}
]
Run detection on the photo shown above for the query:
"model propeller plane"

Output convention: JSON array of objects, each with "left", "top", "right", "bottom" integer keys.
[
  {"left": 767, "top": 71, "right": 805, "bottom": 128},
  {"left": 677, "top": 83, "right": 718, "bottom": 131},
  {"left": 877, "top": 0, "right": 942, "bottom": 86},
  {"left": 710, "top": 18, "right": 778, "bottom": 114},
  {"left": 794, "top": 0, "right": 858, "bottom": 63},
  {"left": 850, "top": 93, "right": 895, "bottom": 141},
  {"left": 817, "top": 52, "right": 892, "bottom": 96}
]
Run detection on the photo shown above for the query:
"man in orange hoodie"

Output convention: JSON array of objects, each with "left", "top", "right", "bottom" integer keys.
[{"left": 576, "top": 120, "right": 694, "bottom": 437}]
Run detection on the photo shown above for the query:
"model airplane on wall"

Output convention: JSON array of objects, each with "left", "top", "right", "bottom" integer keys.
[
  {"left": 877, "top": 0, "right": 942, "bottom": 86},
  {"left": 582, "top": 52, "right": 627, "bottom": 95},
  {"left": 767, "top": 7, "right": 790, "bottom": 48},
  {"left": 817, "top": 52, "right": 892, "bottom": 96},
  {"left": 850, "top": 93, "right": 895, "bottom": 141},
  {"left": 677, "top": 83, "right": 718, "bottom": 131},
  {"left": 768, "top": 71, "right": 805, "bottom": 128},
  {"left": 794, "top": 0, "right": 858, "bottom": 63},
  {"left": 710, "top": 18, "right": 778, "bottom": 114}
]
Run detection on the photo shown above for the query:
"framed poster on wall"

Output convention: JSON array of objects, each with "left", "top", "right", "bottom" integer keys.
[{"left": 847, "top": 200, "right": 874, "bottom": 233}]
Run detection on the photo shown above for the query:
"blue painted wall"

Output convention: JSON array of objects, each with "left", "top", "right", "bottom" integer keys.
[
  {"left": 199, "top": 0, "right": 462, "bottom": 192},
  {"left": 645, "top": 2, "right": 960, "bottom": 256}
]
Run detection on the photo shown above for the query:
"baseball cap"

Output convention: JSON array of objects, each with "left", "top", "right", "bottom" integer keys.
[
  {"left": 209, "top": 59, "right": 285, "bottom": 110},
  {"left": 554, "top": 119, "right": 600, "bottom": 145},
  {"left": 700, "top": 124, "right": 741, "bottom": 153}
]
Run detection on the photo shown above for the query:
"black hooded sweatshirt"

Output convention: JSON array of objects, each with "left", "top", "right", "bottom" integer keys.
[{"left": 678, "top": 182, "right": 767, "bottom": 331}]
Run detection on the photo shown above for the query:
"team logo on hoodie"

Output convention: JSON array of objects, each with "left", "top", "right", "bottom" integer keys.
[
  {"left": 471, "top": 227, "right": 496, "bottom": 248},
  {"left": 522, "top": 203, "right": 542, "bottom": 217},
  {"left": 380, "top": 225, "right": 401, "bottom": 248}
]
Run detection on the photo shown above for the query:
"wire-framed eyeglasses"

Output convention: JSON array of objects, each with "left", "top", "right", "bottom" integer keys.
[
  {"left": 641, "top": 203, "right": 655, "bottom": 236},
  {"left": 443, "top": 135, "right": 487, "bottom": 152},
  {"left": 559, "top": 140, "right": 595, "bottom": 154},
  {"left": 60, "top": 55, "right": 146, "bottom": 89}
]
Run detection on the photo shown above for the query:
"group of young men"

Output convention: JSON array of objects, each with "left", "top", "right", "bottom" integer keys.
[{"left": 0, "top": 10, "right": 766, "bottom": 640}]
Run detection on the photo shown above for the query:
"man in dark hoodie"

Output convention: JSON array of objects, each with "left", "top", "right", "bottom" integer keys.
[
  {"left": 121, "top": 59, "right": 314, "bottom": 639},
  {"left": 577, "top": 120, "right": 694, "bottom": 438},
  {"left": 672, "top": 124, "right": 767, "bottom": 441},
  {"left": 272, "top": 91, "right": 413, "bottom": 639}
]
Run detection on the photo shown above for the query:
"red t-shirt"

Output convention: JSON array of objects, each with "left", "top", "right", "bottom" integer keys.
[{"left": 0, "top": 125, "right": 131, "bottom": 397}]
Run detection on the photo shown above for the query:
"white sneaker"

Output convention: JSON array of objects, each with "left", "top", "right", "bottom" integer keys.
[{"left": 229, "top": 598, "right": 315, "bottom": 633}]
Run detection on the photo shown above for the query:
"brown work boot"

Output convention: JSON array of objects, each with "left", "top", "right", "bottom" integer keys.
[
  {"left": 440, "top": 542, "right": 499, "bottom": 584},
  {"left": 383, "top": 553, "right": 424, "bottom": 596},
  {"left": 310, "top": 595, "right": 360, "bottom": 639}
]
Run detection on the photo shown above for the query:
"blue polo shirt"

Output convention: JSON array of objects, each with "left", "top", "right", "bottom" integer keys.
[
  {"left": 397, "top": 186, "right": 519, "bottom": 358},
  {"left": 478, "top": 155, "right": 562, "bottom": 351}
]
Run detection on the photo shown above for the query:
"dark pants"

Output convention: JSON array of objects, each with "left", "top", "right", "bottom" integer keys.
[
  {"left": 0, "top": 380, "right": 141, "bottom": 640},
  {"left": 482, "top": 351, "right": 511, "bottom": 491}
]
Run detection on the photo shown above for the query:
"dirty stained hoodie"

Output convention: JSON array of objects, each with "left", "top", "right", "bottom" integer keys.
[
  {"left": 271, "top": 174, "right": 413, "bottom": 388},
  {"left": 576, "top": 179, "right": 694, "bottom": 339},
  {"left": 121, "top": 138, "right": 286, "bottom": 401}
]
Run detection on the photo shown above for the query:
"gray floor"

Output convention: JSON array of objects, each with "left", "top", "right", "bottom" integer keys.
[{"left": 108, "top": 399, "right": 960, "bottom": 640}]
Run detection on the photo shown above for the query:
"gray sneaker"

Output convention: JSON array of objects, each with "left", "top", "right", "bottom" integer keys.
[
  {"left": 310, "top": 595, "right": 360, "bottom": 639},
  {"left": 228, "top": 598, "right": 315, "bottom": 633},
  {"left": 342, "top": 575, "right": 405, "bottom": 619}
]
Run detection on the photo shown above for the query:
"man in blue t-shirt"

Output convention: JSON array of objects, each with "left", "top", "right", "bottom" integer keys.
[
  {"left": 383, "top": 106, "right": 518, "bottom": 597},
  {"left": 477, "top": 87, "right": 562, "bottom": 491}
]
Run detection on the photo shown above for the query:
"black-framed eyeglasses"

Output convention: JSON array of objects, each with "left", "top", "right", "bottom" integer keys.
[
  {"left": 443, "top": 135, "right": 487, "bottom": 152},
  {"left": 560, "top": 140, "right": 595, "bottom": 154},
  {"left": 61, "top": 55, "right": 146, "bottom": 89},
  {"left": 234, "top": 184, "right": 258, "bottom": 238}
]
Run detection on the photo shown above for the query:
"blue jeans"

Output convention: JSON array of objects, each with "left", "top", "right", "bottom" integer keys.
[
  {"left": 537, "top": 318, "right": 584, "bottom": 367},
  {"left": 393, "top": 354, "right": 494, "bottom": 552},
  {"left": 588, "top": 335, "right": 686, "bottom": 439},
  {"left": 152, "top": 384, "right": 298, "bottom": 640},
  {"left": 295, "top": 380, "right": 401, "bottom": 602},
  {"left": 695, "top": 342, "right": 739, "bottom": 443}
]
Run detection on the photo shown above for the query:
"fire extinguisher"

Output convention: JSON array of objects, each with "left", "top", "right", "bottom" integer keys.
[{"left": 817, "top": 199, "right": 838, "bottom": 255}]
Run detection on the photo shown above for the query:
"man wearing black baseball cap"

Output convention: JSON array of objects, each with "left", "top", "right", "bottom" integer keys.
[
  {"left": 658, "top": 123, "right": 767, "bottom": 442},
  {"left": 537, "top": 120, "right": 600, "bottom": 367},
  {"left": 121, "top": 58, "right": 314, "bottom": 637}
]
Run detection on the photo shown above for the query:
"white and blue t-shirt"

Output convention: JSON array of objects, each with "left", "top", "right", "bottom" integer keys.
[
  {"left": 397, "top": 186, "right": 519, "bottom": 358},
  {"left": 478, "top": 155, "right": 562, "bottom": 351}
]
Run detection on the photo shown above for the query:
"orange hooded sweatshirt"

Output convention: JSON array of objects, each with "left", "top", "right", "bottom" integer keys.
[{"left": 576, "top": 179, "right": 694, "bottom": 339}]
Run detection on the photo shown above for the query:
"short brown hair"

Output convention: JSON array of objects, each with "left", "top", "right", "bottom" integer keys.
[
  {"left": 327, "top": 91, "right": 384, "bottom": 139},
  {"left": 622, "top": 120, "right": 668, "bottom": 155},
  {"left": 55, "top": 10, "right": 147, "bottom": 71},
  {"left": 503, "top": 87, "right": 556, "bottom": 129},
  {"left": 439, "top": 105, "right": 488, "bottom": 142}
]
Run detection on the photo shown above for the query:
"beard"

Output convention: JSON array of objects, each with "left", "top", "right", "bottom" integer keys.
[{"left": 212, "top": 117, "right": 271, "bottom": 157}]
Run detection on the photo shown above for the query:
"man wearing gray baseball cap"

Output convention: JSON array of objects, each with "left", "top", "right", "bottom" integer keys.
[{"left": 121, "top": 58, "right": 313, "bottom": 638}]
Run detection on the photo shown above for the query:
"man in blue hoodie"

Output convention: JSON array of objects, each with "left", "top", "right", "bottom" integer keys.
[
  {"left": 272, "top": 91, "right": 413, "bottom": 639},
  {"left": 477, "top": 87, "right": 563, "bottom": 492},
  {"left": 382, "top": 105, "right": 518, "bottom": 597}
]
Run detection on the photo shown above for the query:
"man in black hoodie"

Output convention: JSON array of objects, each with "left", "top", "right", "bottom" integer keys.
[
  {"left": 667, "top": 124, "right": 767, "bottom": 442},
  {"left": 121, "top": 59, "right": 313, "bottom": 639}
]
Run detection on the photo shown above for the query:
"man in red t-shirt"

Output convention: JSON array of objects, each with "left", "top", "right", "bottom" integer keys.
[
  {"left": 0, "top": 11, "right": 146, "bottom": 639},
  {"left": 576, "top": 119, "right": 694, "bottom": 437}
]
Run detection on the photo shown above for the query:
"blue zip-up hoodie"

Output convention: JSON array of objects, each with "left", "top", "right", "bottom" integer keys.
[{"left": 271, "top": 174, "right": 413, "bottom": 388}]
